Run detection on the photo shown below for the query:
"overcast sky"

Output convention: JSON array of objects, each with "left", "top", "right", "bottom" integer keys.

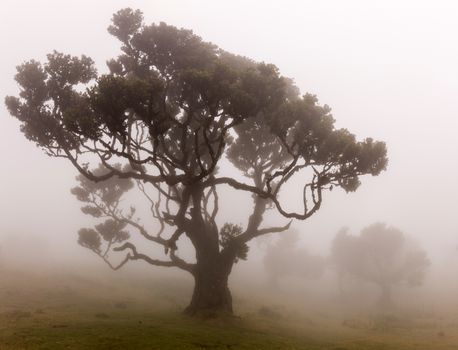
[{"left": 1, "top": 0, "right": 458, "bottom": 262}]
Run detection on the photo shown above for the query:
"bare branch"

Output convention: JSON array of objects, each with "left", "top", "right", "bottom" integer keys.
[
  {"left": 113, "top": 242, "right": 195, "bottom": 273},
  {"left": 239, "top": 220, "right": 292, "bottom": 243}
]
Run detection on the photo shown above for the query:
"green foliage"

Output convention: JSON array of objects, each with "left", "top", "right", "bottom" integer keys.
[
  {"left": 5, "top": 51, "right": 96, "bottom": 148},
  {"left": 70, "top": 164, "right": 134, "bottom": 208},
  {"left": 228, "top": 114, "right": 291, "bottom": 180},
  {"left": 95, "top": 219, "right": 130, "bottom": 243},
  {"left": 78, "top": 228, "right": 102, "bottom": 253},
  {"left": 72, "top": 164, "right": 133, "bottom": 254},
  {"left": 5, "top": 8, "right": 387, "bottom": 188},
  {"left": 77, "top": 220, "right": 130, "bottom": 254},
  {"left": 219, "top": 223, "right": 249, "bottom": 262},
  {"left": 108, "top": 8, "right": 143, "bottom": 42},
  {"left": 88, "top": 74, "right": 164, "bottom": 133}
]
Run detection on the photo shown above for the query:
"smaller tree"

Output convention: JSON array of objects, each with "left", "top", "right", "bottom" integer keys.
[
  {"left": 264, "top": 230, "right": 325, "bottom": 286},
  {"left": 330, "top": 223, "right": 430, "bottom": 306}
]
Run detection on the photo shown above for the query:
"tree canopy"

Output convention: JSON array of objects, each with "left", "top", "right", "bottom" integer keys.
[
  {"left": 5, "top": 8, "right": 388, "bottom": 315},
  {"left": 331, "top": 223, "right": 430, "bottom": 306}
]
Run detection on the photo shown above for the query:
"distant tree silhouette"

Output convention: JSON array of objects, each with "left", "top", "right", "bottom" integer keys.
[
  {"left": 331, "top": 223, "right": 430, "bottom": 306},
  {"left": 264, "top": 230, "right": 325, "bottom": 286},
  {"left": 5, "top": 8, "right": 387, "bottom": 316}
]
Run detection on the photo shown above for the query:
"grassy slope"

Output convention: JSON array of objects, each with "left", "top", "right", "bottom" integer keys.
[{"left": 0, "top": 269, "right": 457, "bottom": 350}]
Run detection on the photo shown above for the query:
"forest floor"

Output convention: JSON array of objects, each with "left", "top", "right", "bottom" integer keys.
[{"left": 0, "top": 268, "right": 457, "bottom": 350}]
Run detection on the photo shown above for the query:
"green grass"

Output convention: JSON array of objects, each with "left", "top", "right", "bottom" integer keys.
[
  {"left": 0, "top": 311, "right": 321, "bottom": 350},
  {"left": 0, "top": 269, "right": 457, "bottom": 349},
  {"left": 2, "top": 309, "right": 458, "bottom": 350}
]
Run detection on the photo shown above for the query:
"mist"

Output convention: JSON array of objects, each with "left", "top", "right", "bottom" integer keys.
[{"left": 1, "top": 1, "right": 458, "bottom": 348}]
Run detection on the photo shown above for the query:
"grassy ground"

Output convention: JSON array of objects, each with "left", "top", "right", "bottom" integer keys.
[{"left": 0, "top": 269, "right": 457, "bottom": 349}]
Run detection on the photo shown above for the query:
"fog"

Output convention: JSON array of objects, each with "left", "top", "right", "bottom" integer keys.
[{"left": 1, "top": 1, "right": 458, "bottom": 346}]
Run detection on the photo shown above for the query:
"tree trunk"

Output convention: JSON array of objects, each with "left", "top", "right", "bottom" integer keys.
[
  {"left": 184, "top": 249, "right": 234, "bottom": 317},
  {"left": 183, "top": 185, "right": 236, "bottom": 317}
]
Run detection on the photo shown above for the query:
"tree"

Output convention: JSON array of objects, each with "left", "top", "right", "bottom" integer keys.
[
  {"left": 264, "top": 230, "right": 325, "bottom": 286},
  {"left": 5, "top": 8, "right": 388, "bottom": 316},
  {"left": 330, "top": 223, "right": 430, "bottom": 307}
]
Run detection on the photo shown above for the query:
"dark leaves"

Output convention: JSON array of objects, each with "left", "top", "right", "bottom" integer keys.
[
  {"left": 78, "top": 228, "right": 102, "bottom": 252},
  {"left": 81, "top": 206, "right": 103, "bottom": 218},
  {"left": 78, "top": 219, "right": 130, "bottom": 254},
  {"left": 95, "top": 219, "right": 129, "bottom": 242},
  {"left": 45, "top": 51, "right": 96, "bottom": 87},
  {"left": 108, "top": 8, "right": 143, "bottom": 43},
  {"left": 219, "top": 223, "right": 249, "bottom": 262},
  {"left": 15, "top": 60, "right": 48, "bottom": 106},
  {"left": 71, "top": 164, "right": 134, "bottom": 205},
  {"left": 5, "top": 53, "right": 97, "bottom": 151}
]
